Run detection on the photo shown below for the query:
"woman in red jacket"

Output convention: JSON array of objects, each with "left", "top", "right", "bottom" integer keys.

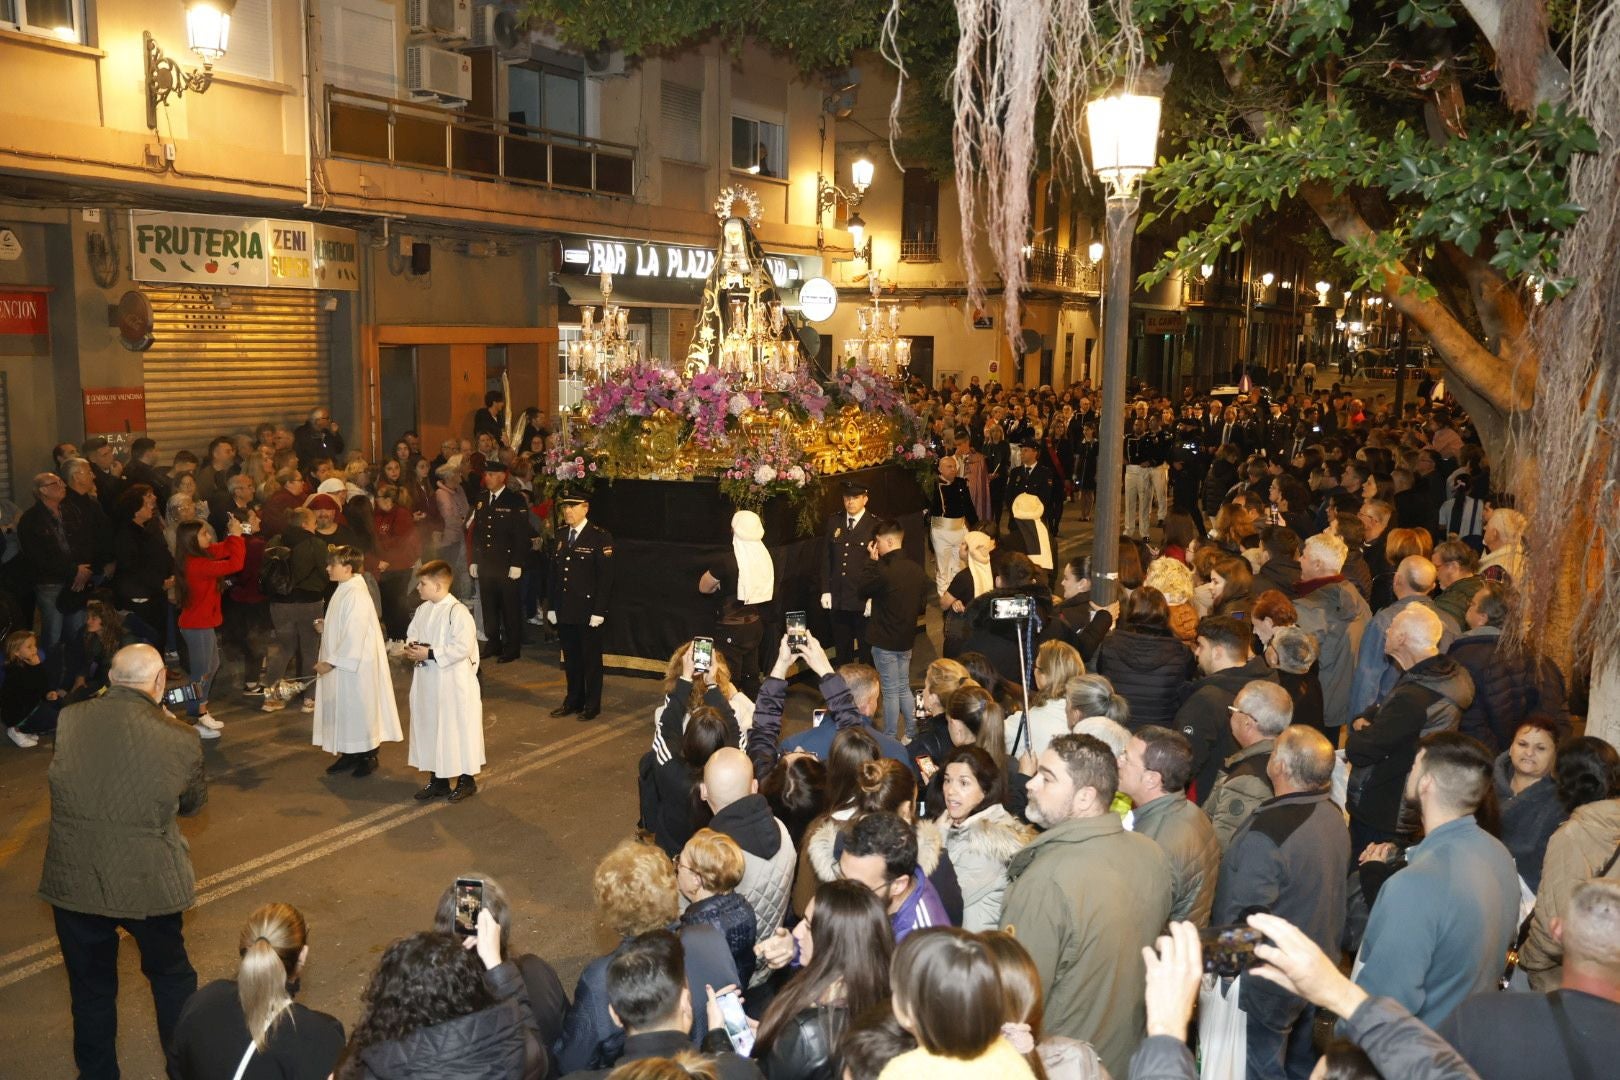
[
  {"left": 370, "top": 484, "right": 421, "bottom": 639},
  {"left": 174, "top": 516, "right": 248, "bottom": 739}
]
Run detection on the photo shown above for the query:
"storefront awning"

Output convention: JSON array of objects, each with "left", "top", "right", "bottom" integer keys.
[{"left": 557, "top": 274, "right": 802, "bottom": 310}]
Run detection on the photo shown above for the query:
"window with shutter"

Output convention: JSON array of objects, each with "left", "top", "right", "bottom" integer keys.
[
  {"left": 661, "top": 82, "right": 703, "bottom": 164},
  {"left": 215, "top": 0, "right": 275, "bottom": 82},
  {"left": 320, "top": 0, "right": 398, "bottom": 98}
]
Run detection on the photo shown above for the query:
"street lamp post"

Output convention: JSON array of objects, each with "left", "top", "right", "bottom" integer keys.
[{"left": 1085, "top": 87, "right": 1162, "bottom": 604}]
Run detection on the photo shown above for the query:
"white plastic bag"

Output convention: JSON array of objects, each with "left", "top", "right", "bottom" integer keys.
[{"left": 1198, "top": 973, "right": 1247, "bottom": 1080}]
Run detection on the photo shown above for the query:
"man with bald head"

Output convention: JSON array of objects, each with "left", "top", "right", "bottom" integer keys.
[
  {"left": 700, "top": 748, "right": 796, "bottom": 944},
  {"left": 1345, "top": 605, "right": 1475, "bottom": 853},
  {"left": 1348, "top": 554, "right": 1459, "bottom": 719},
  {"left": 39, "top": 644, "right": 208, "bottom": 1079},
  {"left": 1212, "top": 725, "right": 1348, "bottom": 1080}
]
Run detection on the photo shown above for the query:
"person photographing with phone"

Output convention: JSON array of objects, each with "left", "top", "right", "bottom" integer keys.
[{"left": 174, "top": 515, "right": 249, "bottom": 739}]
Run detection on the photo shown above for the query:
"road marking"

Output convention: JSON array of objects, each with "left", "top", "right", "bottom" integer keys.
[{"left": 0, "top": 719, "right": 640, "bottom": 989}]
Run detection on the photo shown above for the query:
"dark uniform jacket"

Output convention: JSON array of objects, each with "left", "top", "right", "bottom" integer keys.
[
  {"left": 548, "top": 521, "right": 613, "bottom": 624},
  {"left": 821, "top": 510, "right": 877, "bottom": 612},
  {"left": 1006, "top": 460, "right": 1057, "bottom": 510},
  {"left": 38, "top": 686, "right": 208, "bottom": 918},
  {"left": 470, "top": 486, "right": 533, "bottom": 571}
]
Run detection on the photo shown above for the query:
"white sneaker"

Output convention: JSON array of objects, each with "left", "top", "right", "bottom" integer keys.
[
  {"left": 194, "top": 723, "right": 221, "bottom": 740},
  {"left": 6, "top": 727, "right": 38, "bottom": 748},
  {"left": 196, "top": 713, "right": 224, "bottom": 731}
]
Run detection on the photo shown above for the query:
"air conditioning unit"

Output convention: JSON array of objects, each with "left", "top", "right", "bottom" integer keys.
[
  {"left": 584, "top": 48, "right": 626, "bottom": 79},
  {"left": 405, "top": 44, "right": 473, "bottom": 105},
  {"left": 407, "top": 0, "right": 472, "bottom": 41},
  {"left": 471, "top": 2, "right": 528, "bottom": 59}
]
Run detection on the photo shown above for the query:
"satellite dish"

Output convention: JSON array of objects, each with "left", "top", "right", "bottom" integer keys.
[
  {"left": 1016, "top": 327, "right": 1044, "bottom": 355},
  {"left": 492, "top": 9, "right": 522, "bottom": 51},
  {"left": 115, "top": 290, "right": 154, "bottom": 352}
]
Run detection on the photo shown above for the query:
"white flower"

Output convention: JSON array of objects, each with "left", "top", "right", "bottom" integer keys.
[
  {"left": 786, "top": 465, "right": 806, "bottom": 484},
  {"left": 729, "top": 392, "right": 753, "bottom": 417},
  {"left": 911, "top": 442, "right": 928, "bottom": 458},
  {"left": 850, "top": 383, "right": 869, "bottom": 403},
  {"left": 754, "top": 464, "right": 778, "bottom": 485}
]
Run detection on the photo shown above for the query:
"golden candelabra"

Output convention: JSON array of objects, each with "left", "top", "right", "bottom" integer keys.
[
  {"left": 566, "top": 270, "right": 641, "bottom": 383},
  {"left": 843, "top": 274, "right": 911, "bottom": 376}
]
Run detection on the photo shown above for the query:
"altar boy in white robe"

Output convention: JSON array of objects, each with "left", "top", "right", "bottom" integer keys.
[
  {"left": 313, "top": 545, "right": 402, "bottom": 777},
  {"left": 403, "top": 559, "right": 485, "bottom": 803}
]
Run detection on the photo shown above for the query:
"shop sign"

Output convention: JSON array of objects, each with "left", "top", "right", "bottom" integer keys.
[
  {"left": 1143, "top": 311, "right": 1187, "bottom": 335},
  {"left": 558, "top": 234, "right": 810, "bottom": 290},
  {"left": 0, "top": 290, "right": 48, "bottom": 336},
  {"left": 0, "top": 228, "right": 22, "bottom": 261},
  {"left": 798, "top": 277, "right": 838, "bottom": 322},
  {"left": 130, "top": 211, "right": 359, "bottom": 291},
  {"left": 83, "top": 387, "right": 148, "bottom": 435}
]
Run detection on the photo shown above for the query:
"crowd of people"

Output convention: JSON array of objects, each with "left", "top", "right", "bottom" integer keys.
[{"left": 20, "top": 369, "right": 1620, "bottom": 1080}]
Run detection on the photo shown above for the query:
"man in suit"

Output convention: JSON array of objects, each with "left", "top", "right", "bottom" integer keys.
[
  {"left": 821, "top": 478, "right": 878, "bottom": 664},
  {"left": 1213, "top": 404, "right": 1244, "bottom": 453},
  {"left": 547, "top": 489, "right": 613, "bottom": 718},
  {"left": 1006, "top": 439, "right": 1057, "bottom": 522},
  {"left": 468, "top": 458, "right": 533, "bottom": 663}
]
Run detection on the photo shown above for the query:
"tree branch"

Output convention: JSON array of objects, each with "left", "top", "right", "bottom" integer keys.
[
  {"left": 1299, "top": 181, "right": 1534, "bottom": 414},
  {"left": 1460, "top": 0, "right": 1570, "bottom": 110}
]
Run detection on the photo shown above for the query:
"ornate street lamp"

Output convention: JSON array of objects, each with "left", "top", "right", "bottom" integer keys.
[
  {"left": 817, "top": 155, "right": 875, "bottom": 262},
  {"left": 1085, "top": 85, "right": 1162, "bottom": 603},
  {"left": 146, "top": 1, "right": 237, "bottom": 130}
]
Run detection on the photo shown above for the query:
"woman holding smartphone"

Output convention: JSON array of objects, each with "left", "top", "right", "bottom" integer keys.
[{"left": 174, "top": 516, "right": 248, "bottom": 739}]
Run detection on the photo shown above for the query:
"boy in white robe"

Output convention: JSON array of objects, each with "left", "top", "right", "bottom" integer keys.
[
  {"left": 403, "top": 559, "right": 485, "bottom": 802},
  {"left": 313, "top": 545, "right": 402, "bottom": 776}
]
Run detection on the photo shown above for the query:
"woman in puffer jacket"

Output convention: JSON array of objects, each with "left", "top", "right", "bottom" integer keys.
[
  {"left": 936, "top": 746, "right": 1035, "bottom": 931},
  {"left": 336, "top": 913, "right": 545, "bottom": 1080},
  {"left": 1092, "top": 587, "right": 1196, "bottom": 732}
]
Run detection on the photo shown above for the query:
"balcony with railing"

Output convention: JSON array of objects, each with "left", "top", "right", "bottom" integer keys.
[
  {"left": 325, "top": 87, "right": 636, "bottom": 198},
  {"left": 900, "top": 236, "right": 940, "bottom": 263},
  {"left": 1023, "top": 243, "right": 1101, "bottom": 294}
]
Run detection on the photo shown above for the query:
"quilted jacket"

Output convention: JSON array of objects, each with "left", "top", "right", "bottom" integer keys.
[
  {"left": 39, "top": 686, "right": 207, "bottom": 918},
  {"left": 709, "top": 794, "right": 795, "bottom": 944},
  {"left": 1130, "top": 793, "right": 1221, "bottom": 926},
  {"left": 938, "top": 803, "right": 1036, "bottom": 931}
]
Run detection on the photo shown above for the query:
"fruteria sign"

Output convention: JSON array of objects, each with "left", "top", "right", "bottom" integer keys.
[{"left": 129, "top": 211, "right": 359, "bottom": 291}]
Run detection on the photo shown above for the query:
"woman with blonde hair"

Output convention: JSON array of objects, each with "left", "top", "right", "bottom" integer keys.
[
  {"left": 910, "top": 658, "right": 975, "bottom": 788},
  {"left": 978, "top": 932, "right": 1108, "bottom": 1080},
  {"left": 553, "top": 838, "right": 740, "bottom": 1074},
  {"left": 1143, "top": 557, "right": 1199, "bottom": 643},
  {"left": 650, "top": 640, "right": 750, "bottom": 774},
  {"left": 676, "top": 828, "right": 757, "bottom": 987},
  {"left": 166, "top": 903, "right": 344, "bottom": 1079},
  {"left": 1004, "top": 640, "right": 1084, "bottom": 759},
  {"left": 1479, "top": 506, "right": 1527, "bottom": 583}
]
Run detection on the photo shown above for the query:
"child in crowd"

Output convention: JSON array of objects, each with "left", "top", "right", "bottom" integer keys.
[
  {"left": 312, "top": 545, "right": 401, "bottom": 778},
  {"left": 2, "top": 630, "right": 63, "bottom": 748},
  {"left": 403, "top": 560, "right": 484, "bottom": 803},
  {"left": 61, "top": 600, "right": 131, "bottom": 702}
]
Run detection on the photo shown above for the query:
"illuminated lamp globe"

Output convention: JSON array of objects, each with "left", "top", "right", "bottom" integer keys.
[
  {"left": 847, "top": 211, "right": 867, "bottom": 253},
  {"left": 1089, "top": 241, "right": 1106, "bottom": 264},
  {"left": 186, "top": 0, "right": 237, "bottom": 64},
  {"left": 1260, "top": 271, "right": 1275, "bottom": 288},
  {"left": 1085, "top": 89, "right": 1162, "bottom": 195},
  {"left": 1200, "top": 263, "right": 1215, "bottom": 280},
  {"left": 851, "top": 157, "right": 875, "bottom": 194}
]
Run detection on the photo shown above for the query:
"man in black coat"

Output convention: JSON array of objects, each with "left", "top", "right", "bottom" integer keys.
[
  {"left": 468, "top": 459, "right": 533, "bottom": 664},
  {"left": 1174, "top": 615, "right": 1278, "bottom": 804},
  {"left": 121, "top": 437, "right": 170, "bottom": 508},
  {"left": 820, "top": 478, "right": 878, "bottom": 664},
  {"left": 1006, "top": 440, "right": 1057, "bottom": 520},
  {"left": 859, "top": 518, "right": 932, "bottom": 741},
  {"left": 473, "top": 390, "right": 507, "bottom": 446},
  {"left": 547, "top": 489, "right": 613, "bottom": 718},
  {"left": 292, "top": 406, "right": 344, "bottom": 471}
]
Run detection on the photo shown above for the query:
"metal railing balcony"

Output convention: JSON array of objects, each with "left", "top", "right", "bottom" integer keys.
[
  {"left": 899, "top": 236, "right": 940, "bottom": 263},
  {"left": 1024, "top": 243, "right": 1100, "bottom": 294},
  {"left": 325, "top": 86, "right": 636, "bottom": 198}
]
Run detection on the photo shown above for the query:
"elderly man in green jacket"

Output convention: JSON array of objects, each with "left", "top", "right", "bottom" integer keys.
[
  {"left": 1000, "top": 733, "right": 1173, "bottom": 1080},
  {"left": 38, "top": 643, "right": 208, "bottom": 1080}
]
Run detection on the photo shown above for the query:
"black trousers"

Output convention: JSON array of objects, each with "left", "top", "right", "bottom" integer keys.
[
  {"left": 558, "top": 620, "right": 603, "bottom": 711},
  {"left": 830, "top": 608, "right": 869, "bottom": 665},
  {"left": 480, "top": 569, "right": 523, "bottom": 659},
  {"left": 52, "top": 906, "right": 197, "bottom": 1080}
]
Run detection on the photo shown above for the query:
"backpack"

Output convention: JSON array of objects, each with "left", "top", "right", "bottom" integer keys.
[{"left": 259, "top": 542, "right": 295, "bottom": 599}]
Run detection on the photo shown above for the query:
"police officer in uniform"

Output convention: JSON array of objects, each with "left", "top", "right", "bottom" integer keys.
[
  {"left": 821, "top": 479, "right": 878, "bottom": 664},
  {"left": 1006, "top": 439, "right": 1058, "bottom": 517},
  {"left": 547, "top": 489, "right": 613, "bottom": 719},
  {"left": 467, "top": 458, "right": 532, "bottom": 663}
]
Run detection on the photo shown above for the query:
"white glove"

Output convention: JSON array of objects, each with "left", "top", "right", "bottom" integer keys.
[
  {"left": 468, "top": 564, "right": 479, "bottom": 579},
  {"left": 863, "top": 599, "right": 872, "bottom": 617},
  {"left": 546, "top": 610, "right": 558, "bottom": 625},
  {"left": 507, "top": 566, "right": 521, "bottom": 580},
  {"left": 589, "top": 615, "right": 605, "bottom": 628},
  {"left": 820, "top": 592, "right": 832, "bottom": 610}
]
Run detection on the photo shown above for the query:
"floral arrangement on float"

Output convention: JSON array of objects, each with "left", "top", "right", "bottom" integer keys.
[{"left": 718, "top": 430, "right": 821, "bottom": 532}]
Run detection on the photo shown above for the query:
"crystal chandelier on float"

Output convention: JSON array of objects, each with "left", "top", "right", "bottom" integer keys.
[
  {"left": 566, "top": 270, "right": 641, "bottom": 382},
  {"left": 843, "top": 274, "right": 910, "bottom": 376},
  {"left": 710, "top": 264, "right": 796, "bottom": 383}
]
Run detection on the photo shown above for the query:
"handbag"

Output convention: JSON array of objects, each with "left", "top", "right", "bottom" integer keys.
[
  {"left": 1197, "top": 973, "right": 1247, "bottom": 1080},
  {"left": 1501, "top": 839, "right": 1620, "bottom": 989}
]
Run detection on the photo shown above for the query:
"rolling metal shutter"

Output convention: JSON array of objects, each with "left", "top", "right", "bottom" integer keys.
[{"left": 141, "top": 286, "right": 330, "bottom": 454}]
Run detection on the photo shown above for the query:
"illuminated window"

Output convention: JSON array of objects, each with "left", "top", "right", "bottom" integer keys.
[{"left": 2, "top": 0, "right": 84, "bottom": 44}]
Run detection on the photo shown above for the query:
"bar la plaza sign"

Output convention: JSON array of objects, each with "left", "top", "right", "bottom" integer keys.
[{"left": 559, "top": 235, "right": 810, "bottom": 290}]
